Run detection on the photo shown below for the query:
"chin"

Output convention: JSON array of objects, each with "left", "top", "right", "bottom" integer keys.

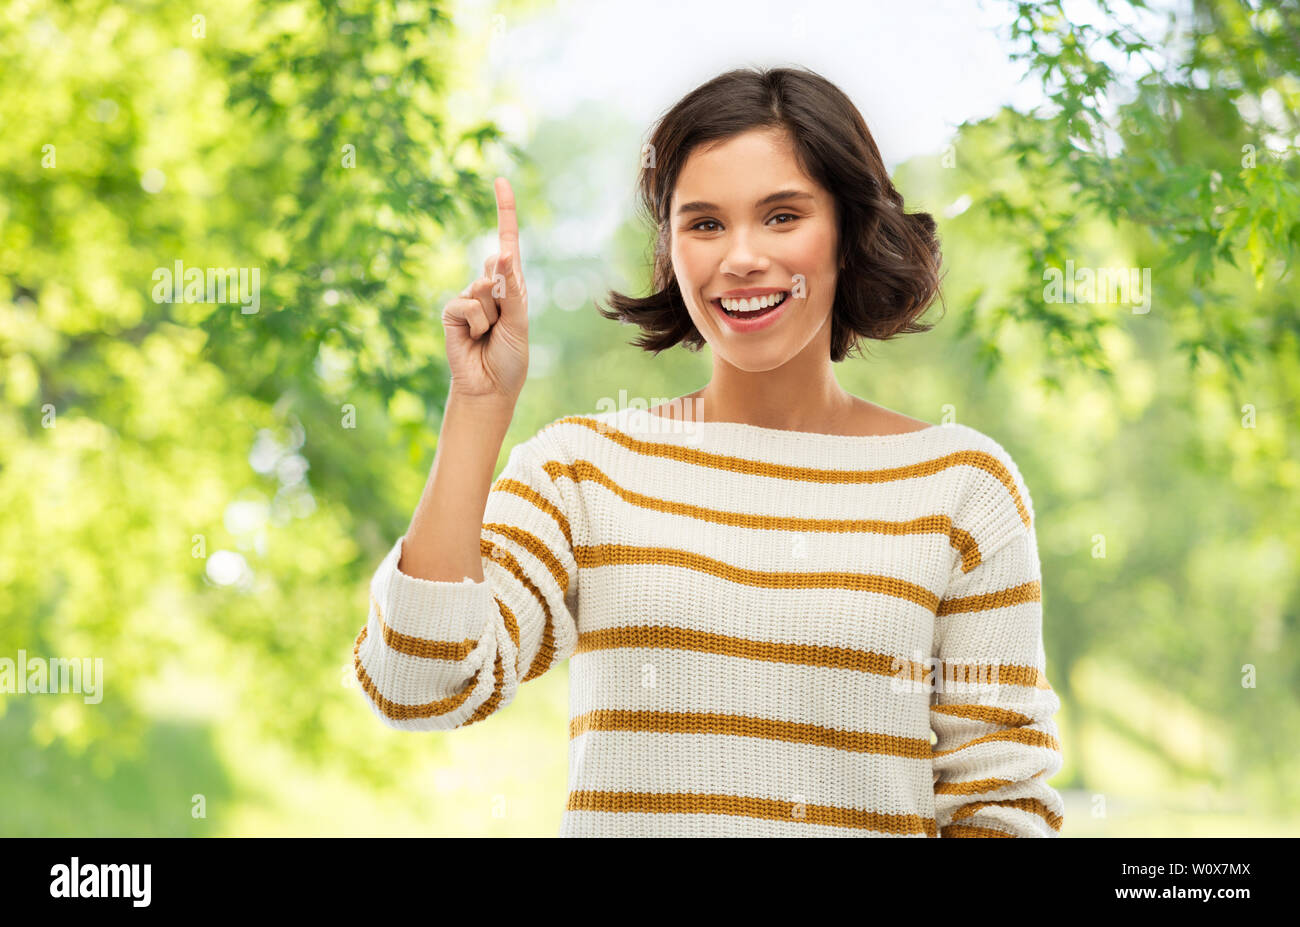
[{"left": 712, "top": 346, "right": 795, "bottom": 373}]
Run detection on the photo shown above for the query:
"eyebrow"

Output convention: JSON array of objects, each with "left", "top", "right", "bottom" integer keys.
[{"left": 674, "top": 189, "right": 815, "bottom": 217}]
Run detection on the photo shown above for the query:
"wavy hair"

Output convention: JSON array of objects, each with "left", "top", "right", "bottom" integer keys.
[{"left": 598, "top": 66, "right": 945, "bottom": 362}]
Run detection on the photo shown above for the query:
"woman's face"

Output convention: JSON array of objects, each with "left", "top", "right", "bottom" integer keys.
[{"left": 669, "top": 127, "right": 840, "bottom": 372}]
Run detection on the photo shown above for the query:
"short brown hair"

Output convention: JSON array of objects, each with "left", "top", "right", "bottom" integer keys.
[{"left": 598, "top": 66, "right": 946, "bottom": 362}]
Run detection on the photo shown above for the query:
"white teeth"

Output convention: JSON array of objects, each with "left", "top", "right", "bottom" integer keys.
[{"left": 720, "top": 292, "right": 788, "bottom": 313}]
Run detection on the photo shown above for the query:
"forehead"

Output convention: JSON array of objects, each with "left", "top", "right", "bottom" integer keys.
[{"left": 671, "top": 128, "right": 821, "bottom": 209}]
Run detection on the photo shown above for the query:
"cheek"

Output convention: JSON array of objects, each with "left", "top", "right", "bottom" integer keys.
[
  {"left": 786, "top": 226, "right": 837, "bottom": 274},
  {"left": 671, "top": 241, "right": 708, "bottom": 284},
  {"left": 671, "top": 249, "right": 715, "bottom": 317}
]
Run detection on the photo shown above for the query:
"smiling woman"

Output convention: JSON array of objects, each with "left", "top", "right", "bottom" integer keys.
[
  {"left": 355, "top": 65, "right": 1064, "bottom": 839},
  {"left": 598, "top": 67, "right": 945, "bottom": 369}
]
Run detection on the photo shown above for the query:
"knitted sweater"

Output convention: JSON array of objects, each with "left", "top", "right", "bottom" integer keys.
[{"left": 352, "top": 405, "right": 1065, "bottom": 837}]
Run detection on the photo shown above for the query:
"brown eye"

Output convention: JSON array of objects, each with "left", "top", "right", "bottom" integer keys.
[{"left": 690, "top": 220, "right": 720, "bottom": 232}]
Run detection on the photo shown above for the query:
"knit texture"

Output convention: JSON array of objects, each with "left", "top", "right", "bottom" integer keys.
[{"left": 352, "top": 406, "right": 1065, "bottom": 837}]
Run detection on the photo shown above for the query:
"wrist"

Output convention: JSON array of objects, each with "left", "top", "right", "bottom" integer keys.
[{"left": 445, "top": 384, "right": 518, "bottom": 419}]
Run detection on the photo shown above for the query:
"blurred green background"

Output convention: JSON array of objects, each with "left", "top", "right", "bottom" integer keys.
[{"left": 1, "top": 0, "right": 1297, "bottom": 836}]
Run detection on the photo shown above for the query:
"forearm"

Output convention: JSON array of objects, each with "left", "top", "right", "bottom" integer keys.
[
  {"left": 355, "top": 409, "right": 580, "bottom": 732},
  {"left": 398, "top": 387, "right": 517, "bottom": 583}
]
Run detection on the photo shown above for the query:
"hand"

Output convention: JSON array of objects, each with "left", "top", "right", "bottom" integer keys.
[{"left": 441, "top": 177, "right": 529, "bottom": 402}]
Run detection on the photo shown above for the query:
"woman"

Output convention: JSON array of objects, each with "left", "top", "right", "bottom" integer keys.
[{"left": 352, "top": 66, "right": 1064, "bottom": 838}]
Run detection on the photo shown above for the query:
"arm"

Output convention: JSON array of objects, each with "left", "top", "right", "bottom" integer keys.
[
  {"left": 930, "top": 482, "right": 1065, "bottom": 837},
  {"left": 352, "top": 397, "right": 579, "bottom": 731}
]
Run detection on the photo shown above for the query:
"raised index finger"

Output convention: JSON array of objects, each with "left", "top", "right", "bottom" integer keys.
[{"left": 494, "top": 177, "right": 521, "bottom": 265}]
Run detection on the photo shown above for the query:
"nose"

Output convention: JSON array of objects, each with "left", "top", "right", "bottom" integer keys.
[{"left": 719, "top": 226, "right": 769, "bottom": 276}]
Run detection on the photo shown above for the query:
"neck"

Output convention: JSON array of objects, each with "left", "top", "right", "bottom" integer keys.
[{"left": 694, "top": 354, "right": 855, "bottom": 433}]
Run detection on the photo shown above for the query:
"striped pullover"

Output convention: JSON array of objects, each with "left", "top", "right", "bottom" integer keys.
[{"left": 352, "top": 405, "right": 1065, "bottom": 837}]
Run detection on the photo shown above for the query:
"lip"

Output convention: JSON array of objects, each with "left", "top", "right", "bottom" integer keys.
[{"left": 711, "top": 291, "right": 791, "bottom": 333}]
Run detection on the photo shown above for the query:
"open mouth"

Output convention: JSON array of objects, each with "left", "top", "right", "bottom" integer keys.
[{"left": 714, "top": 291, "right": 789, "bottom": 319}]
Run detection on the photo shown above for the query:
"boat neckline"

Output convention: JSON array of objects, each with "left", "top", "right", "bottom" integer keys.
[{"left": 603, "top": 408, "right": 953, "bottom": 443}]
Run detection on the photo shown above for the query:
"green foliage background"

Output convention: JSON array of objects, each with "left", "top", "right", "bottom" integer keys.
[{"left": 1, "top": 0, "right": 1296, "bottom": 835}]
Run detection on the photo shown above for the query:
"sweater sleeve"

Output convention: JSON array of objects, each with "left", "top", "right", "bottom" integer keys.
[
  {"left": 352, "top": 430, "right": 580, "bottom": 732},
  {"left": 929, "top": 451, "right": 1065, "bottom": 837}
]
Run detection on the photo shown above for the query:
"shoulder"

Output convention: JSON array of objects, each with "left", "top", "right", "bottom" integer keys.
[
  {"left": 517, "top": 409, "right": 619, "bottom": 462},
  {"left": 939, "top": 422, "right": 1037, "bottom": 545},
  {"left": 847, "top": 399, "right": 934, "bottom": 435}
]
